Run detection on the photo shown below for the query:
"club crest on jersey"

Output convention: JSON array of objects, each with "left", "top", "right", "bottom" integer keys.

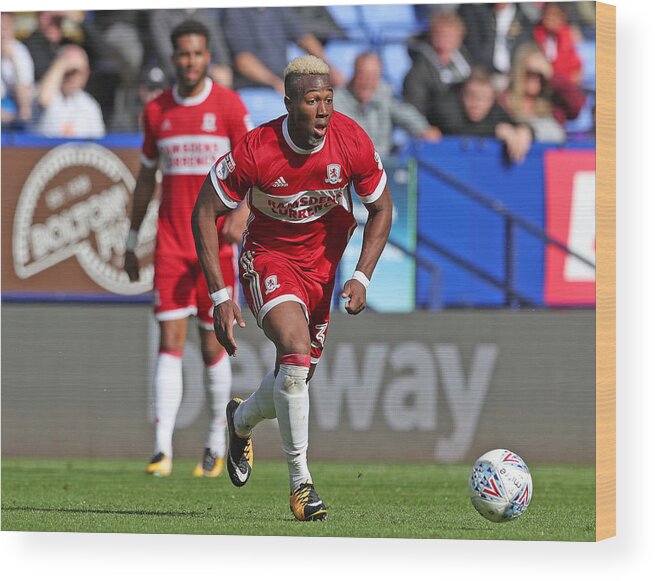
[
  {"left": 216, "top": 153, "right": 236, "bottom": 180},
  {"left": 325, "top": 164, "right": 342, "bottom": 184},
  {"left": 264, "top": 275, "right": 281, "bottom": 295},
  {"left": 202, "top": 113, "right": 217, "bottom": 132},
  {"left": 161, "top": 118, "right": 172, "bottom": 131}
]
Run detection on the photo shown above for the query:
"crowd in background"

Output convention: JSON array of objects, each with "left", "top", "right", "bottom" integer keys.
[{"left": 1, "top": 3, "right": 596, "bottom": 155}]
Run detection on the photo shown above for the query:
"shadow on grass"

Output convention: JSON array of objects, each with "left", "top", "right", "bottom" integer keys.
[{"left": 2, "top": 506, "right": 206, "bottom": 517}]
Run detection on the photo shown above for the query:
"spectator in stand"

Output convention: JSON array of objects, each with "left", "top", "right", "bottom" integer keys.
[
  {"left": 441, "top": 67, "right": 533, "bottom": 164},
  {"left": 458, "top": 3, "right": 535, "bottom": 91},
  {"left": 559, "top": 1, "right": 597, "bottom": 43},
  {"left": 222, "top": 6, "right": 345, "bottom": 94},
  {"left": 81, "top": 10, "right": 145, "bottom": 130},
  {"left": 499, "top": 42, "right": 585, "bottom": 143},
  {"left": 23, "top": 11, "right": 74, "bottom": 82},
  {"left": 112, "top": 65, "right": 168, "bottom": 133},
  {"left": 294, "top": 6, "right": 347, "bottom": 44},
  {"left": 335, "top": 52, "right": 441, "bottom": 155},
  {"left": 1, "top": 12, "right": 35, "bottom": 126},
  {"left": 149, "top": 9, "right": 233, "bottom": 89},
  {"left": 533, "top": 2, "right": 582, "bottom": 85},
  {"left": 35, "top": 44, "right": 105, "bottom": 138},
  {"left": 403, "top": 11, "right": 473, "bottom": 131},
  {"left": 83, "top": 10, "right": 143, "bottom": 88},
  {"left": 414, "top": 4, "right": 460, "bottom": 25}
]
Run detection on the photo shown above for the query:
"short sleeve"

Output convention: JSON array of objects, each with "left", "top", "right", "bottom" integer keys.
[
  {"left": 228, "top": 93, "right": 254, "bottom": 144},
  {"left": 208, "top": 138, "right": 257, "bottom": 210},
  {"left": 350, "top": 129, "right": 387, "bottom": 204},
  {"left": 140, "top": 104, "right": 159, "bottom": 168},
  {"left": 14, "top": 42, "right": 35, "bottom": 85}
]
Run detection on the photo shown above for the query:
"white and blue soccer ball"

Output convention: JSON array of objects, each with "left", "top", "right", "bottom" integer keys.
[{"left": 469, "top": 449, "right": 533, "bottom": 523}]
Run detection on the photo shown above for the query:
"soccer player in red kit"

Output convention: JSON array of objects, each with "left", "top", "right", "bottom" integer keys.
[
  {"left": 192, "top": 55, "right": 392, "bottom": 520},
  {"left": 124, "top": 20, "right": 252, "bottom": 478}
]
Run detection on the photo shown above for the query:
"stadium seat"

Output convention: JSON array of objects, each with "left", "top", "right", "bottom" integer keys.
[
  {"left": 577, "top": 39, "right": 596, "bottom": 91},
  {"left": 326, "top": 5, "right": 364, "bottom": 40},
  {"left": 325, "top": 40, "right": 372, "bottom": 83},
  {"left": 380, "top": 42, "right": 413, "bottom": 96},
  {"left": 237, "top": 88, "right": 288, "bottom": 128},
  {"left": 360, "top": 4, "right": 422, "bottom": 42}
]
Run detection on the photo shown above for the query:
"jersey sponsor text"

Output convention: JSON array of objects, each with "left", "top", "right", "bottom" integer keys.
[
  {"left": 253, "top": 186, "right": 350, "bottom": 223},
  {"left": 158, "top": 135, "right": 231, "bottom": 175}
]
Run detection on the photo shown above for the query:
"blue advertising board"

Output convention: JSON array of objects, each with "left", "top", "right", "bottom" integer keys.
[{"left": 411, "top": 137, "right": 594, "bottom": 308}]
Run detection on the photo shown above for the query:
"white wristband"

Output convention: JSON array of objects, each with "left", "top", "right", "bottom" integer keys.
[
  {"left": 126, "top": 229, "right": 138, "bottom": 252},
  {"left": 209, "top": 288, "right": 230, "bottom": 307},
  {"left": 351, "top": 270, "right": 370, "bottom": 289}
]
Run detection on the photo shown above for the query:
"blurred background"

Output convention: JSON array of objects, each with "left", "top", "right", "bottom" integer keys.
[{"left": 2, "top": 3, "right": 596, "bottom": 466}]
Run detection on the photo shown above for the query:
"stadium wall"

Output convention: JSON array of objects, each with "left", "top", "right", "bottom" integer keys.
[
  {"left": 1, "top": 135, "right": 595, "bottom": 309},
  {"left": 1, "top": 303, "right": 595, "bottom": 464}
]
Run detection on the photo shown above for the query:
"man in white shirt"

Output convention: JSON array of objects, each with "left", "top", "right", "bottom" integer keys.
[
  {"left": 335, "top": 52, "right": 440, "bottom": 155},
  {"left": 36, "top": 44, "right": 105, "bottom": 138},
  {"left": 1, "top": 12, "right": 35, "bottom": 124}
]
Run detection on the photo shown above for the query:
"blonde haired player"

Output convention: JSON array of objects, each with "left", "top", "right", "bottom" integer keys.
[{"left": 192, "top": 55, "right": 392, "bottom": 520}]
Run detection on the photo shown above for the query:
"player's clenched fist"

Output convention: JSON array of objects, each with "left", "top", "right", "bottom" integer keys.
[
  {"left": 341, "top": 279, "right": 367, "bottom": 315},
  {"left": 213, "top": 300, "right": 246, "bottom": 356}
]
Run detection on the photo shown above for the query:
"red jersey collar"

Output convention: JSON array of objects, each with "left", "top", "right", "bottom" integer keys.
[
  {"left": 173, "top": 78, "right": 212, "bottom": 107},
  {"left": 282, "top": 116, "right": 327, "bottom": 155}
]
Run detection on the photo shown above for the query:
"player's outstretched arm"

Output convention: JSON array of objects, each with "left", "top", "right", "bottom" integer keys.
[
  {"left": 342, "top": 185, "right": 393, "bottom": 315},
  {"left": 124, "top": 164, "right": 157, "bottom": 282},
  {"left": 192, "top": 175, "right": 246, "bottom": 356}
]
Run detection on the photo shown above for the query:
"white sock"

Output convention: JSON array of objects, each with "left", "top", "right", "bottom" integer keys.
[
  {"left": 205, "top": 353, "right": 231, "bottom": 457},
  {"left": 154, "top": 351, "right": 183, "bottom": 458},
  {"left": 273, "top": 360, "right": 312, "bottom": 491},
  {"left": 234, "top": 370, "right": 276, "bottom": 435}
]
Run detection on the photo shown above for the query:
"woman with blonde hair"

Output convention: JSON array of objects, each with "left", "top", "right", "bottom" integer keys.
[{"left": 500, "top": 41, "right": 585, "bottom": 143}]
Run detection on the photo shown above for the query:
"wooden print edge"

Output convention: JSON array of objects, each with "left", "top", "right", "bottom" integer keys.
[{"left": 596, "top": 1, "right": 616, "bottom": 541}]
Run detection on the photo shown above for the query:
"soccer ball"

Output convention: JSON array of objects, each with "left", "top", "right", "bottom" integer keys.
[{"left": 469, "top": 449, "right": 532, "bottom": 523}]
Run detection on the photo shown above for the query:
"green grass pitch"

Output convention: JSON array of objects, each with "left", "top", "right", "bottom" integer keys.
[{"left": 1, "top": 458, "right": 595, "bottom": 540}]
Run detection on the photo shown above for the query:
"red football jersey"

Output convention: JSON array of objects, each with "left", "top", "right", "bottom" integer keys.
[
  {"left": 208, "top": 111, "right": 387, "bottom": 280},
  {"left": 141, "top": 79, "right": 252, "bottom": 258}
]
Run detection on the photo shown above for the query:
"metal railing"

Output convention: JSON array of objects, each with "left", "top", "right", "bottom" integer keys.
[
  {"left": 416, "top": 158, "right": 596, "bottom": 308},
  {"left": 385, "top": 236, "right": 443, "bottom": 311},
  {"left": 334, "top": 233, "right": 443, "bottom": 312}
]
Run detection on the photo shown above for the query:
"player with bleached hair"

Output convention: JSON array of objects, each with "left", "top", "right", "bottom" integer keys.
[{"left": 192, "top": 55, "right": 392, "bottom": 520}]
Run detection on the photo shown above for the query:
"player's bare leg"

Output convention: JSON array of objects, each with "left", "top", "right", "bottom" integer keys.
[
  {"left": 147, "top": 317, "right": 188, "bottom": 476},
  {"left": 263, "top": 301, "right": 327, "bottom": 521},
  {"left": 192, "top": 327, "right": 231, "bottom": 477}
]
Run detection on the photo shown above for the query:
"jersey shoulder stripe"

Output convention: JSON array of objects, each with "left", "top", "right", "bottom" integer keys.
[
  {"left": 144, "top": 88, "right": 175, "bottom": 115},
  {"left": 330, "top": 111, "right": 383, "bottom": 146}
]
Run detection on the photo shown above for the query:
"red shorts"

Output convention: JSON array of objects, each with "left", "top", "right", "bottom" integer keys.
[
  {"left": 239, "top": 248, "right": 334, "bottom": 364},
  {"left": 153, "top": 248, "right": 237, "bottom": 328}
]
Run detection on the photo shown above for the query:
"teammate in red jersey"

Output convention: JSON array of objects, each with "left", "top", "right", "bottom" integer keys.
[
  {"left": 192, "top": 55, "right": 393, "bottom": 520},
  {"left": 124, "top": 20, "right": 252, "bottom": 478}
]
